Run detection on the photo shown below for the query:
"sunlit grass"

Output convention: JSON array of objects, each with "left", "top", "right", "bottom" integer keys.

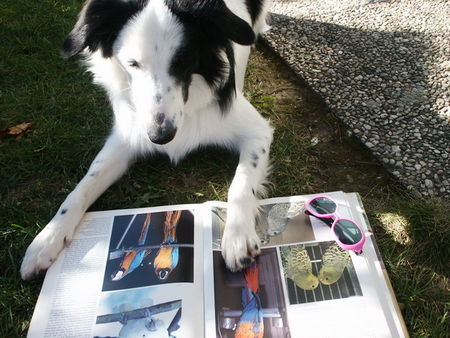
[{"left": 377, "top": 212, "right": 412, "bottom": 244}]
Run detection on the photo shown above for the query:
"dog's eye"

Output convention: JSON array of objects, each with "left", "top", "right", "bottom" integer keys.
[{"left": 128, "top": 59, "right": 140, "bottom": 68}]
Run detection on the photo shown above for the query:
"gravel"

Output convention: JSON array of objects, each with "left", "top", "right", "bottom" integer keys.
[{"left": 263, "top": 0, "right": 450, "bottom": 198}]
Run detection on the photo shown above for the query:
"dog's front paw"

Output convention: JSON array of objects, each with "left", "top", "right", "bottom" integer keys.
[
  {"left": 221, "top": 221, "right": 261, "bottom": 272},
  {"left": 20, "top": 221, "right": 74, "bottom": 280}
]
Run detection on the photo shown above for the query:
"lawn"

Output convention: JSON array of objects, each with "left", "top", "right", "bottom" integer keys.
[{"left": 0, "top": 0, "right": 448, "bottom": 336}]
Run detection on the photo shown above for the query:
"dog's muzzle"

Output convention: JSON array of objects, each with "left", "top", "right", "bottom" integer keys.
[{"left": 149, "top": 113, "right": 177, "bottom": 145}]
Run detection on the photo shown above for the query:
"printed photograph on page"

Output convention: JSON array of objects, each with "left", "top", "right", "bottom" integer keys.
[
  {"left": 279, "top": 241, "right": 362, "bottom": 305},
  {"left": 213, "top": 248, "right": 291, "bottom": 338},
  {"left": 93, "top": 287, "right": 182, "bottom": 338},
  {"left": 211, "top": 200, "right": 315, "bottom": 250},
  {"left": 102, "top": 210, "right": 195, "bottom": 291}
]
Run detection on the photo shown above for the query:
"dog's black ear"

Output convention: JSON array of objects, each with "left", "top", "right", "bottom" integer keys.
[
  {"left": 61, "top": 0, "right": 148, "bottom": 58},
  {"left": 166, "top": 0, "right": 255, "bottom": 45}
]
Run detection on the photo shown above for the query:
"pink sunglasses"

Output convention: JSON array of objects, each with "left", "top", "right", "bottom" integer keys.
[{"left": 305, "top": 195, "right": 366, "bottom": 253}]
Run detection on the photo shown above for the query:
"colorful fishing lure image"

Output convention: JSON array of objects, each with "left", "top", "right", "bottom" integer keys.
[
  {"left": 213, "top": 248, "right": 291, "bottom": 338},
  {"left": 102, "top": 210, "right": 194, "bottom": 292}
]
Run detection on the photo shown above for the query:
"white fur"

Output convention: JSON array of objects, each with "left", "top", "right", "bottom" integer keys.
[{"left": 21, "top": 0, "right": 273, "bottom": 279}]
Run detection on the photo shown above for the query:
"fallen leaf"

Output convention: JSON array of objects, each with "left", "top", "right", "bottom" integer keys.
[
  {"left": 310, "top": 136, "right": 319, "bottom": 146},
  {"left": 0, "top": 121, "right": 35, "bottom": 140}
]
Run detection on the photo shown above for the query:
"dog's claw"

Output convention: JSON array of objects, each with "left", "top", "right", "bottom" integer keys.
[
  {"left": 239, "top": 257, "right": 252, "bottom": 267},
  {"left": 221, "top": 223, "right": 261, "bottom": 272}
]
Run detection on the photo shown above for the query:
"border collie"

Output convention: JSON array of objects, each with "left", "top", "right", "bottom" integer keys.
[{"left": 21, "top": 0, "right": 273, "bottom": 279}]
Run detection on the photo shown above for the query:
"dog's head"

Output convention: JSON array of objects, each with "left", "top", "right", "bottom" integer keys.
[{"left": 62, "top": 0, "right": 255, "bottom": 145}]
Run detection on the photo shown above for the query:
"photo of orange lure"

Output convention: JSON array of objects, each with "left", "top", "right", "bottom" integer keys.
[
  {"left": 154, "top": 210, "right": 182, "bottom": 280},
  {"left": 235, "top": 262, "right": 264, "bottom": 338},
  {"left": 111, "top": 214, "right": 152, "bottom": 281}
]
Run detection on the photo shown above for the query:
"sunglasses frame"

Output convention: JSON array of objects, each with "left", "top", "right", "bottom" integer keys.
[{"left": 305, "top": 195, "right": 366, "bottom": 253}]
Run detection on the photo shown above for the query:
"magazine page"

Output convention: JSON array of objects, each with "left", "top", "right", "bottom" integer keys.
[
  {"left": 204, "top": 192, "right": 405, "bottom": 338},
  {"left": 348, "top": 193, "right": 409, "bottom": 337},
  {"left": 28, "top": 204, "right": 205, "bottom": 338}
]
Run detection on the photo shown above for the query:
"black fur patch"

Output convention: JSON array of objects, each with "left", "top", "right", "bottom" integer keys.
[
  {"left": 245, "top": 0, "right": 264, "bottom": 25},
  {"left": 251, "top": 152, "right": 259, "bottom": 168},
  {"left": 61, "top": 208, "right": 68, "bottom": 215},
  {"left": 166, "top": 0, "right": 255, "bottom": 111},
  {"left": 181, "top": 80, "right": 191, "bottom": 102},
  {"left": 166, "top": 0, "right": 255, "bottom": 45},
  {"left": 61, "top": 0, "right": 149, "bottom": 58}
]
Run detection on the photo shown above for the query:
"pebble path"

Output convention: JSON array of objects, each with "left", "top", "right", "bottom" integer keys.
[{"left": 263, "top": 0, "right": 449, "bottom": 198}]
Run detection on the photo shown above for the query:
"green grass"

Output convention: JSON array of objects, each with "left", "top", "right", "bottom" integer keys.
[{"left": 1, "top": 1, "right": 449, "bottom": 336}]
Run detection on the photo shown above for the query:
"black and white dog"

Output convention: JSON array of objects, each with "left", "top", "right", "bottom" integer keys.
[{"left": 21, "top": 0, "right": 273, "bottom": 279}]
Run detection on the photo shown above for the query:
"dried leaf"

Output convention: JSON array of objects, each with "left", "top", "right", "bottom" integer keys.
[{"left": 0, "top": 121, "right": 35, "bottom": 140}]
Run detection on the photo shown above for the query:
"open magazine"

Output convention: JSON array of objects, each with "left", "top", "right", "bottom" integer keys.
[{"left": 27, "top": 191, "right": 409, "bottom": 338}]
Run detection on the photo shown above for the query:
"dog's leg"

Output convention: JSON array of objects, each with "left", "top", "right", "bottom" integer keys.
[
  {"left": 221, "top": 97, "right": 273, "bottom": 271},
  {"left": 20, "top": 133, "right": 134, "bottom": 279}
]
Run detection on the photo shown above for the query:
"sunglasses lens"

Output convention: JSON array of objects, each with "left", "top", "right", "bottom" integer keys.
[
  {"left": 333, "top": 220, "right": 363, "bottom": 245},
  {"left": 309, "top": 197, "right": 337, "bottom": 215}
]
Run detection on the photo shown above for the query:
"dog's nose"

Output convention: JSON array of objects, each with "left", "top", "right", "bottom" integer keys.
[
  {"left": 149, "top": 119, "right": 177, "bottom": 145},
  {"left": 155, "top": 112, "right": 165, "bottom": 125},
  {"left": 150, "top": 129, "right": 176, "bottom": 144}
]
